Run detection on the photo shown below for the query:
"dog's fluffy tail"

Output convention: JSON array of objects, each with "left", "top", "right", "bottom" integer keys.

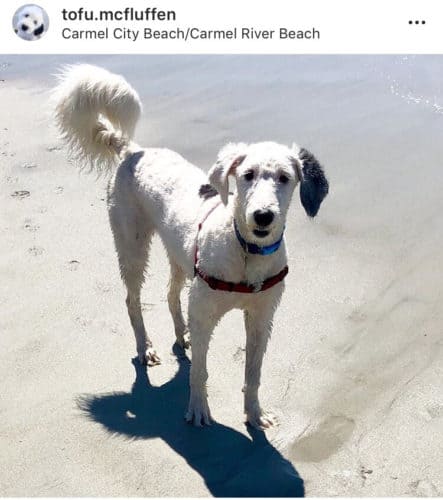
[{"left": 52, "top": 64, "right": 142, "bottom": 173}]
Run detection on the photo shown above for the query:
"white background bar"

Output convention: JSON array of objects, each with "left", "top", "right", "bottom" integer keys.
[{"left": 1, "top": 0, "right": 443, "bottom": 54}]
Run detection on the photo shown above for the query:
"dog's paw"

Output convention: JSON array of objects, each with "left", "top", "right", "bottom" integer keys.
[
  {"left": 246, "top": 409, "right": 278, "bottom": 430},
  {"left": 176, "top": 332, "right": 191, "bottom": 349},
  {"left": 138, "top": 348, "right": 161, "bottom": 366},
  {"left": 185, "top": 397, "right": 212, "bottom": 427}
]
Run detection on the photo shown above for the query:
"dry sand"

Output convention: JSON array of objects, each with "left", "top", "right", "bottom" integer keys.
[{"left": 0, "top": 55, "right": 442, "bottom": 496}]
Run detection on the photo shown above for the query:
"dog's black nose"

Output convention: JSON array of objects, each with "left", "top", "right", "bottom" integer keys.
[
  {"left": 253, "top": 209, "right": 274, "bottom": 227},
  {"left": 21, "top": 24, "right": 29, "bottom": 31}
]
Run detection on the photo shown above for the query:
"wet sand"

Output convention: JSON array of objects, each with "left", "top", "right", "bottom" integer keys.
[{"left": 0, "top": 55, "right": 442, "bottom": 496}]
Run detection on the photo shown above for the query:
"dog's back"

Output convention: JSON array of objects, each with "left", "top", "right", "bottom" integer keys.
[{"left": 52, "top": 64, "right": 211, "bottom": 274}]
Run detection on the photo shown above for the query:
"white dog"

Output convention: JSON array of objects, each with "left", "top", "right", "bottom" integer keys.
[
  {"left": 52, "top": 65, "right": 328, "bottom": 428},
  {"left": 14, "top": 4, "right": 46, "bottom": 41}
]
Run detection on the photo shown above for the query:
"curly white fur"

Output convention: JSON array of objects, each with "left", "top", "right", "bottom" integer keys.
[{"left": 52, "top": 64, "right": 142, "bottom": 173}]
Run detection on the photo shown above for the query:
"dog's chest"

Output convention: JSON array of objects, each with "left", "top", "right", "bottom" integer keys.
[{"left": 198, "top": 224, "right": 287, "bottom": 285}]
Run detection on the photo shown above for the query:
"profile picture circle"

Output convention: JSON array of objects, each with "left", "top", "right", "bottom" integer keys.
[{"left": 13, "top": 4, "right": 49, "bottom": 41}]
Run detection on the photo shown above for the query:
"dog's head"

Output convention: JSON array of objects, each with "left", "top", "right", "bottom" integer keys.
[
  {"left": 208, "top": 141, "right": 329, "bottom": 245},
  {"left": 14, "top": 6, "right": 45, "bottom": 41}
]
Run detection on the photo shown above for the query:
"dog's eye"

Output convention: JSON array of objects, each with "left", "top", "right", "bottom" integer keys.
[
  {"left": 24, "top": 13, "right": 30, "bottom": 17},
  {"left": 244, "top": 171, "right": 255, "bottom": 181},
  {"left": 279, "top": 174, "right": 289, "bottom": 184}
]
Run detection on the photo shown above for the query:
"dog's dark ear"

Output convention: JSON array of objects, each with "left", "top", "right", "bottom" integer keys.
[
  {"left": 208, "top": 143, "right": 247, "bottom": 205},
  {"left": 292, "top": 145, "right": 329, "bottom": 217},
  {"left": 34, "top": 24, "right": 45, "bottom": 37}
]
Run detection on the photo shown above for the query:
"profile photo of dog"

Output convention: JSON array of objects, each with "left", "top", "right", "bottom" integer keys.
[{"left": 13, "top": 4, "right": 48, "bottom": 41}]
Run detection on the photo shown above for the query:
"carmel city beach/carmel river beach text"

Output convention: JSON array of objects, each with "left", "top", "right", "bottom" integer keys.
[{"left": 61, "top": 26, "right": 320, "bottom": 41}]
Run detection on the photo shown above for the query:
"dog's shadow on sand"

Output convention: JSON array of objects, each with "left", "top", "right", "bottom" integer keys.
[{"left": 77, "top": 344, "right": 304, "bottom": 497}]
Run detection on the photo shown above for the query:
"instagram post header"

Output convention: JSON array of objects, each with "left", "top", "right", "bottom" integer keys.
[{"left": 1, "top": 0, "right": 442, "bottom": 53}]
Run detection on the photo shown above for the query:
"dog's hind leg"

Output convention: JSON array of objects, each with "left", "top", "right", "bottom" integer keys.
[
  {"left": 167, "top": 259, "right": 190, "bottom": 349},
  {"left": 109, "top": 204, "right": 160, "bottom": 366}
]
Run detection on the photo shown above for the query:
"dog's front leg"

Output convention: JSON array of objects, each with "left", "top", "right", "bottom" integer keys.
[
  {"left": 185, "top": 281, "right": 220, "bottom": 426},
  {"left": 243, "top": 302, "right": 278, "bottom": 429}
]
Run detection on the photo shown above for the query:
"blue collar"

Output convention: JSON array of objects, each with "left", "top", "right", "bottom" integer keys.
[{"left": 234, "top": 220, "right": 284, "bottom": 255}]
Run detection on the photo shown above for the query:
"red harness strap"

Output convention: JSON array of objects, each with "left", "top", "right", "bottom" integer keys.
[
  {"left": 193, "top": 200, "right": 222, "bottom": 269},
  {"left": 194, "top": 201, "right": 289, "bottom": 293},
  {"left": 195, "top": 265, "right": 289, "bottom": 293}
]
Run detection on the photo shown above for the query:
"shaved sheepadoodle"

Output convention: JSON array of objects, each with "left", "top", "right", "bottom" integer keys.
[{"left": 52, "top": 65, "right": 328, "bottom": 428}]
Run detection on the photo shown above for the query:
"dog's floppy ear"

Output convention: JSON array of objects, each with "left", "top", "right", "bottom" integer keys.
[
  {"left": 291, "top": 144, "right": 329, "bottom": 217},
  {"left": 208, "top": 143, "right": 247, "bottom": 205}
]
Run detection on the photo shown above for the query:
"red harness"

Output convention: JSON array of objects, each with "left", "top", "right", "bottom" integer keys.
[{"left": 194, "top": 201, "right": 289, "bottom": 293}]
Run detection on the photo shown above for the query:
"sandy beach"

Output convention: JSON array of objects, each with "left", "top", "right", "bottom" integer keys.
[{"left": 0, "top": 55, "right": 442, "bottom": 496}]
